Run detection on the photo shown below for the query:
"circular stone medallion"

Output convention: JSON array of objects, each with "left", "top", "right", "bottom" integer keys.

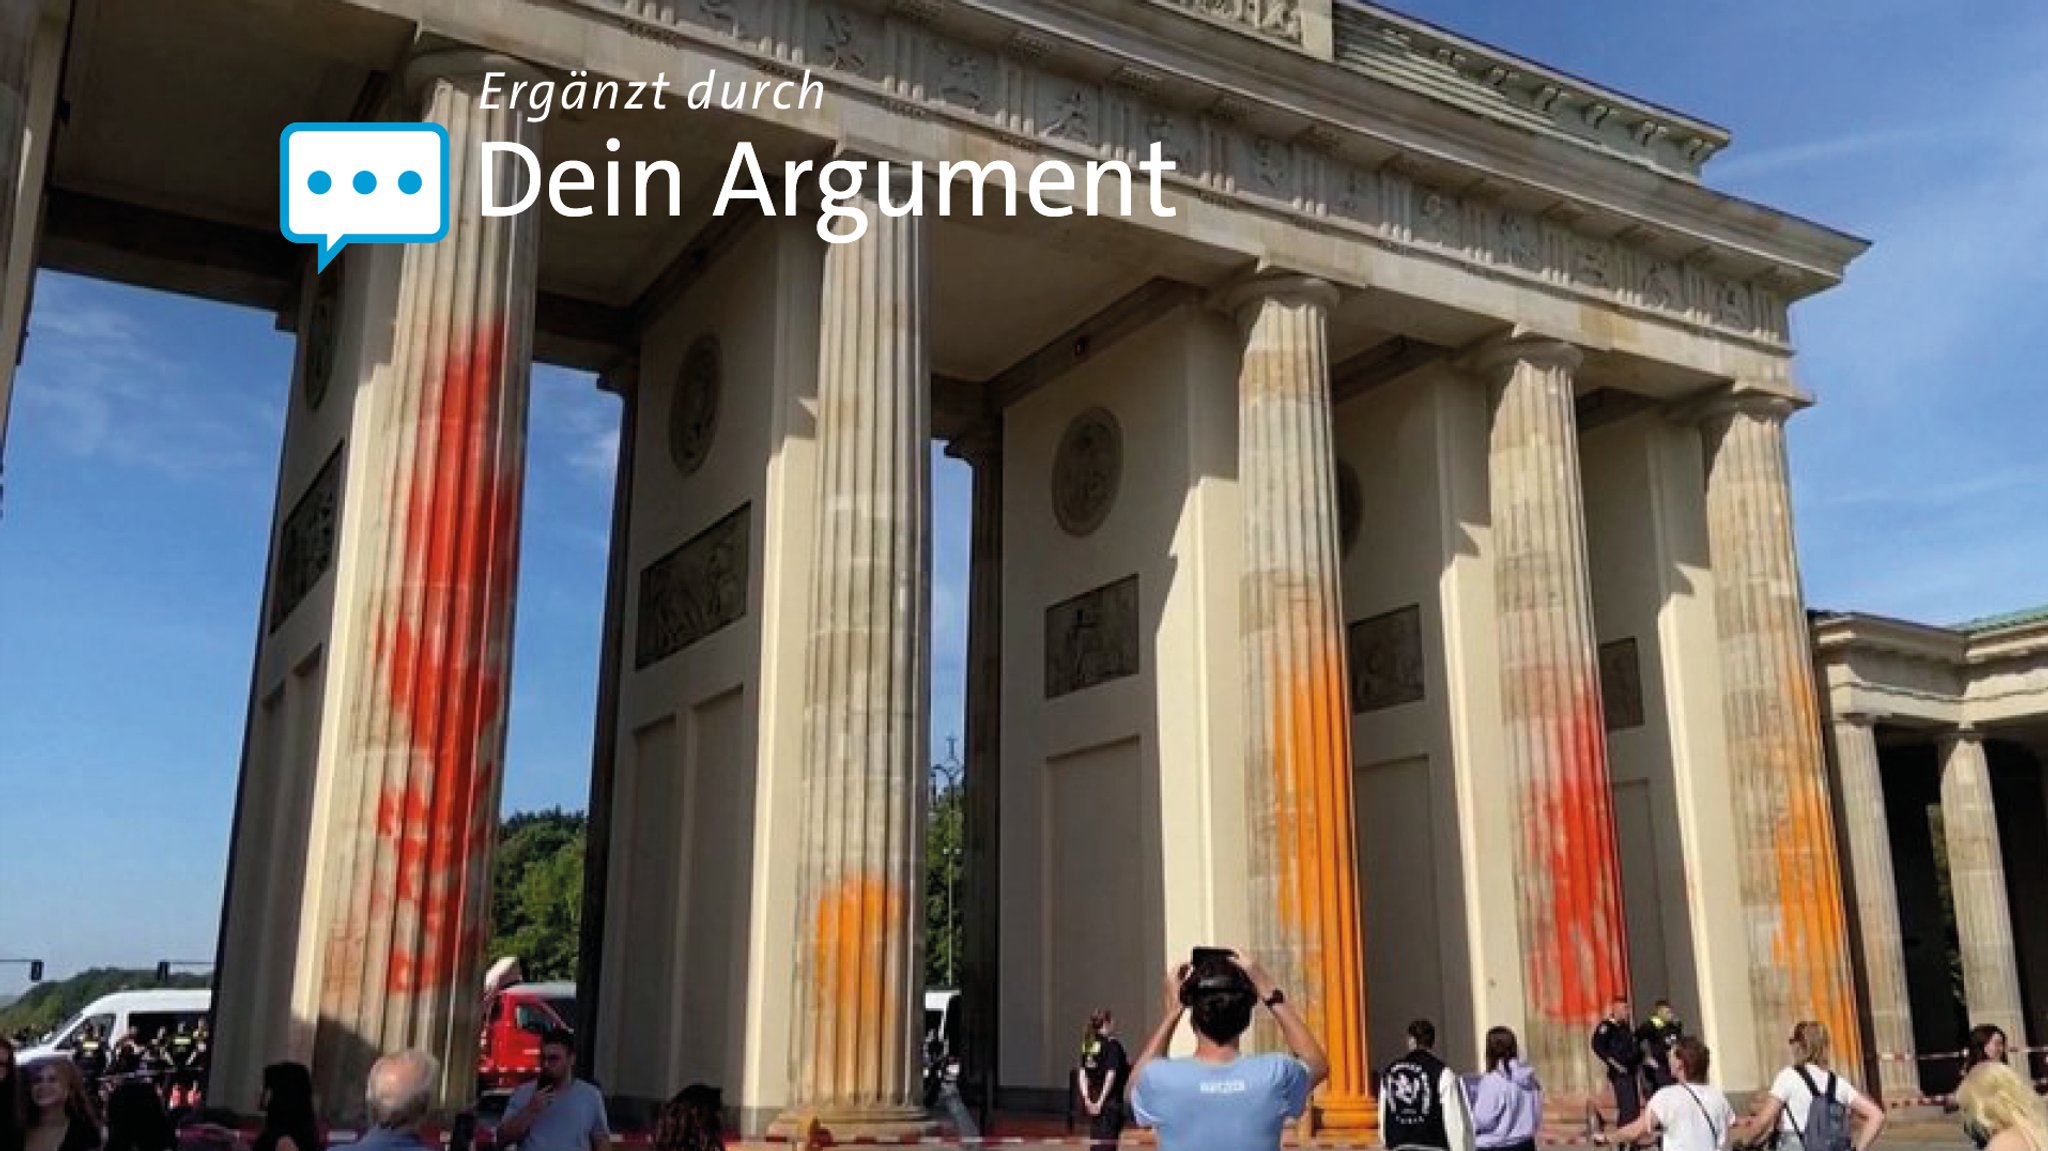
[
  {"left": 669, "top": 334, "right": 721, "bottom": 476},
  {"left": 1052, "top": 407, "right": 1122, "bottom": 537}
]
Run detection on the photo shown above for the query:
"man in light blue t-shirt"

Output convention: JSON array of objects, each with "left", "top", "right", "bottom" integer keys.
[
  {"left": 498, "top": 1031, "right": 611, "bottom": 1151},
  {"left": 1128, "top": 950, "right": 1328, "bottom": 1151}
]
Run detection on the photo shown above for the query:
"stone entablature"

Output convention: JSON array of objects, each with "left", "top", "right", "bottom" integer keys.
[
  {"left": 1328, "top": 3, "right": 1728, "bottom": 181},
  {"left": 1814, "top": 610, "right": 2048, "bottom": 727},
  {"left": 529, "top": 0, "right": 1867, "bottom": 353}
]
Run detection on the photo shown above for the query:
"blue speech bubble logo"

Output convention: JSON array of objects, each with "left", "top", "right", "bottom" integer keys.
[{"left": 280, "top": 123, "right": 450, "bottom": 271}]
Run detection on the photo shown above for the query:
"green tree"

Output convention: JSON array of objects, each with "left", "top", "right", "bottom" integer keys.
[
  {"left": 925, "top": 752, "right": 964, "bottom": 989},
  {"left": 0, "top": 968, "right": 209, "bottom": 1042},
  {"left": 489, "top": 808, "right": 587, "bottom": 982}
]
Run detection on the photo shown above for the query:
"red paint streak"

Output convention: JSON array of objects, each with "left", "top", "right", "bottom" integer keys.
[
  {"left": 373, "top": 318, "right": 521, "bottom": 998},
  {"left": 1523, "top": 678, "right": 1629, "bottom": 1025}
]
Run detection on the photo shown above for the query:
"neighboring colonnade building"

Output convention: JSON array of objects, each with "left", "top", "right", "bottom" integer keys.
[
  {"left": 1817, "top": 607, "right": 2048, "bottom": 1102},
  {"left": 0, "top": 0, "right": 1886, "bottom": 1137}
]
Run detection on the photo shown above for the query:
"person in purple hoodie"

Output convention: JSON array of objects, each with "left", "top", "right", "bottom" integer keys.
[{"left": 1467, "top": 1028, "right": 1543, "bottom": 1151}]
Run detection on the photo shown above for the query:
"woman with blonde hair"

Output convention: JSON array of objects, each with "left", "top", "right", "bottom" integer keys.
[
  {"left": 1958, "top": 1061, "right": 2048, "bottom": 1151},
  {"left": 1735, "top": 1021, "right": 1885, "bottom": 1151}
]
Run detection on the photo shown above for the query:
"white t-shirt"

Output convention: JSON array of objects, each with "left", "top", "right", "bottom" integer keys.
[
  {"left": 1647, "top": 1083, "right": 1735, "bottom": 1151},
  {"left": 1769, "top": 1064, "right": 1862, "bottom": 1134}
]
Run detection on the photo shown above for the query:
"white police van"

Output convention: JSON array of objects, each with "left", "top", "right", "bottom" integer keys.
[{"left": 16, "top": 989, "right": 212, "bottom": 1062}]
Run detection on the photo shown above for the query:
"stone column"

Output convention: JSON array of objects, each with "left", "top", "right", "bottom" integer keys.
[
  {"left": 1229, "top": 273, "right": 1374, "bottom": 1131},
  {"left": 0, "top": 0, "right": 38, "bottom": 492},
  {"left": 1697, "top": 386, "right": 1862, "bottom": 1077},
  {"left": 1829, "top": 714, "right": 1917, "bottom": 1100},
  {"left": 1470, "top": 332, "right": 1629, "bottom": 1105},
  {"left": 778, "top": 170, "right": 933, "bottom": 1139},
  {"left": 573, "top": 364, "right": 637, "bottom": 1078},
  {"left": 1941, "top": 727, "right": 2026, "bottom": 1062},
  {"left": 307, "top": 50, "right": 542, "bottom": 1115},
  {"left": 945, "top": 417, "right": 1002, "bottom": 1127}
]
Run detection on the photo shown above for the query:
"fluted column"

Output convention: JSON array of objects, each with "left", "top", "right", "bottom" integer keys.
[
  {"left": 1471, "top": 332, "right": 1628, "bottom": 1105},
  {"left": 779, "top": 169, "right": 933, "bottom": 1139},
  {"left": 0, "top": 0, "right": 38, "bottom": 493},
  {"left": 1941, "top": 727, "right": 2026, "bottom": 1064},
  {"left": 1697, "top": 387, "right": 1862, "bottom": 1078},
  {"left": 945, "top": 418, "right": 1002, "bottom": 1127},
  {"left": 1829, "top": 714, "right": 1917, "bottom": 1100},
  {"left": 1230, "top": 273, "right": 1374, "bottom": 1131},
  {"left": 309, "top": 50, "right": 543, "bottom": 1116}
]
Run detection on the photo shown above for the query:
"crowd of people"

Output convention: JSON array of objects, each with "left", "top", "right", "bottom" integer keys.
[{"left": 8, "top": 962, "right": 2048, "bottom": 1151}]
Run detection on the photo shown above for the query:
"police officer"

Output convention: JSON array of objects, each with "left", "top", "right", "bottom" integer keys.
[
  {"left": 1635, "top": 1000, "right": 1684, "bottom": 1092},
  {"left": 1590, "top": 997, "right": 1643, "bottom": 1125},
  {"left": 74, "top": 1024, "right": 109, "bottom": 1083},
  {"left": 170, "top": 1022, "right": 196, "bottom": 1093}
]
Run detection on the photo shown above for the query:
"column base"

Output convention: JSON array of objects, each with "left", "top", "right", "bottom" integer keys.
[
  {"left": 1313, "top": 1094, "right": 1379, "bottom": 1133},
  {"left": 767, "top": 1105, "right": 936, "bottom": 1147}
]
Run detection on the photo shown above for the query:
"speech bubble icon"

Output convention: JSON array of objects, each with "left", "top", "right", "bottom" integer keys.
[{"left": 280, "top": 123, "right": 450, "bottom": 272}]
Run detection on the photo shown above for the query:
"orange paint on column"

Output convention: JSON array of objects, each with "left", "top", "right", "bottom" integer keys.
[
  {"left": 373, "top": 319, "right": 519, "bottom": 998},
  {"left": 810, "top": 874, "right": 907, "bottom": 1099},
  {"left": 1271, "top": 637, "right": 1374, "bottom": 1128}
]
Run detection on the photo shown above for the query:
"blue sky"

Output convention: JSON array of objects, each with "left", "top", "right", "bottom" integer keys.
[{"left": 3, "top": 0, "right": 2043, "bottom": 996}]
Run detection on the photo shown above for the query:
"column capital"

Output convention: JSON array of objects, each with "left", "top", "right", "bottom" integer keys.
[
  {"left": 1833, "top": 711, "right": 1884, "bottom": 730},
  {"left": 1946, "top": 724, "right": 1987, "bottom": 748},
  {"left": 1670, "top": 379, "right": 1812, "bottom": 428},
  {"left": 403, "top": 47, "right": 547, "bottom": 97},
  {"left": 1214, "top": 269, "right": 1340, "bottom": 328},
  {"left": 1457, "top": 327, "right": 1584, "bottom": 384}
]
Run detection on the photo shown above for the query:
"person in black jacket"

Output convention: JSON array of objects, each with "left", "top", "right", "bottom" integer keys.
[
  {"left": 1635, "top": 1001, "right": 1683, "bottom": 1092},
  {"left": 1380, "top": 1019, "right": 1474, "bottom": 1151},
  {"left": 1590, "top": 997, "right": 1643, "bottom": 1125}
]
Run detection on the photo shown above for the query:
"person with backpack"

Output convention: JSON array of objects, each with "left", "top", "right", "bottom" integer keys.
[
  {"left": 1735, "top": 1021, "right": 1887, "bottom": 1151},
  {"left": 1595, "top": 1037, "right": 1733, "bottom": 1151},
  {"left": 1378, "top": 1020, "right": 1474, "bottom": 1151}
]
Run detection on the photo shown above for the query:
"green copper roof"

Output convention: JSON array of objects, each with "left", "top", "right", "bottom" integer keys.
[{"left": 1954, "top": 604, "right": 2048, "bottom": 634}]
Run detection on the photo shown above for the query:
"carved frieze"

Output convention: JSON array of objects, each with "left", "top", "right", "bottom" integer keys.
[
  {"left": 576, "top": 0, "right": 1792, "bottom": 349},
  {"left": 635, "top": 504, "right": 750, "bottom": 669},
  {"left": 1155, "top": 0, "right": 1304, "bottom": 45},
  {"left": 668, "top": 334, "right": 721, "bottom": 476},
  {"left": 1052, "top": 407, "right": 1121, "bottom": 537},
  {"left": 1348, "top": 604, "right": 1424, "bottom": 713},
  {"left": 1045, "top": 575, "right": 1141, "bottom": 699},
  {"left": 269, "top": 445, "right": 343, "bottom": 632},
  {"left": 1600, "top": 637, "right": 1644, "bottom": 731}
]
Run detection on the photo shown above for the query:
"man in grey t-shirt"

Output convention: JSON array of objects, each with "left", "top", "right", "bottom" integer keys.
[{"left": 498, "top": 1031, "right": 610, "bottom": 1151}]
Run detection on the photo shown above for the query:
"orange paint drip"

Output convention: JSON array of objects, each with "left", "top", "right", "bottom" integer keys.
[
  {"left": 1270, "top": 631, "right": 1371, "bottom": 1107},
  {"left": 810, "top": 874, "right": 905, "bottom": 1099}
]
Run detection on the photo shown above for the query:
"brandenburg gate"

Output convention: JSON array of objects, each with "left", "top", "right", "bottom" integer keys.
[{"left": 0, "top": 0, "right": 1872, "bottom": 1136}]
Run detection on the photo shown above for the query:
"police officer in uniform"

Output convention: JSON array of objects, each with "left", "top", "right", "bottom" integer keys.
[
  {"left": 1590, "top": 997, "right": 1643, "bottom": 1125},
  {"left": 1635, "top": 1000, "right": 1683, "bottom": 1092},
  {"left": 73, "top": 1024, "right": 109, "bottom": 1085}
]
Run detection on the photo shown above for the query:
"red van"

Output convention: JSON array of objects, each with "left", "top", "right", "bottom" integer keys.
[{"left": 476, "top": 979, "right": 577, "bottom": 1093}]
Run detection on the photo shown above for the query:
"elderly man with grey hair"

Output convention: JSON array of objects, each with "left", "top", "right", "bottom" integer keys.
[{"left": 357, "top": 1049, "right": 441, "bottom": 1151}]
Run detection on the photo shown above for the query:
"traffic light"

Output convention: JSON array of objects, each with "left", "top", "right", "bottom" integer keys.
[
  {"left": 156, "top": 961, "right": 171, "bottom": 983},
  {"left": 28, "top": 960, "right": 42, "bottom": 983}
]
